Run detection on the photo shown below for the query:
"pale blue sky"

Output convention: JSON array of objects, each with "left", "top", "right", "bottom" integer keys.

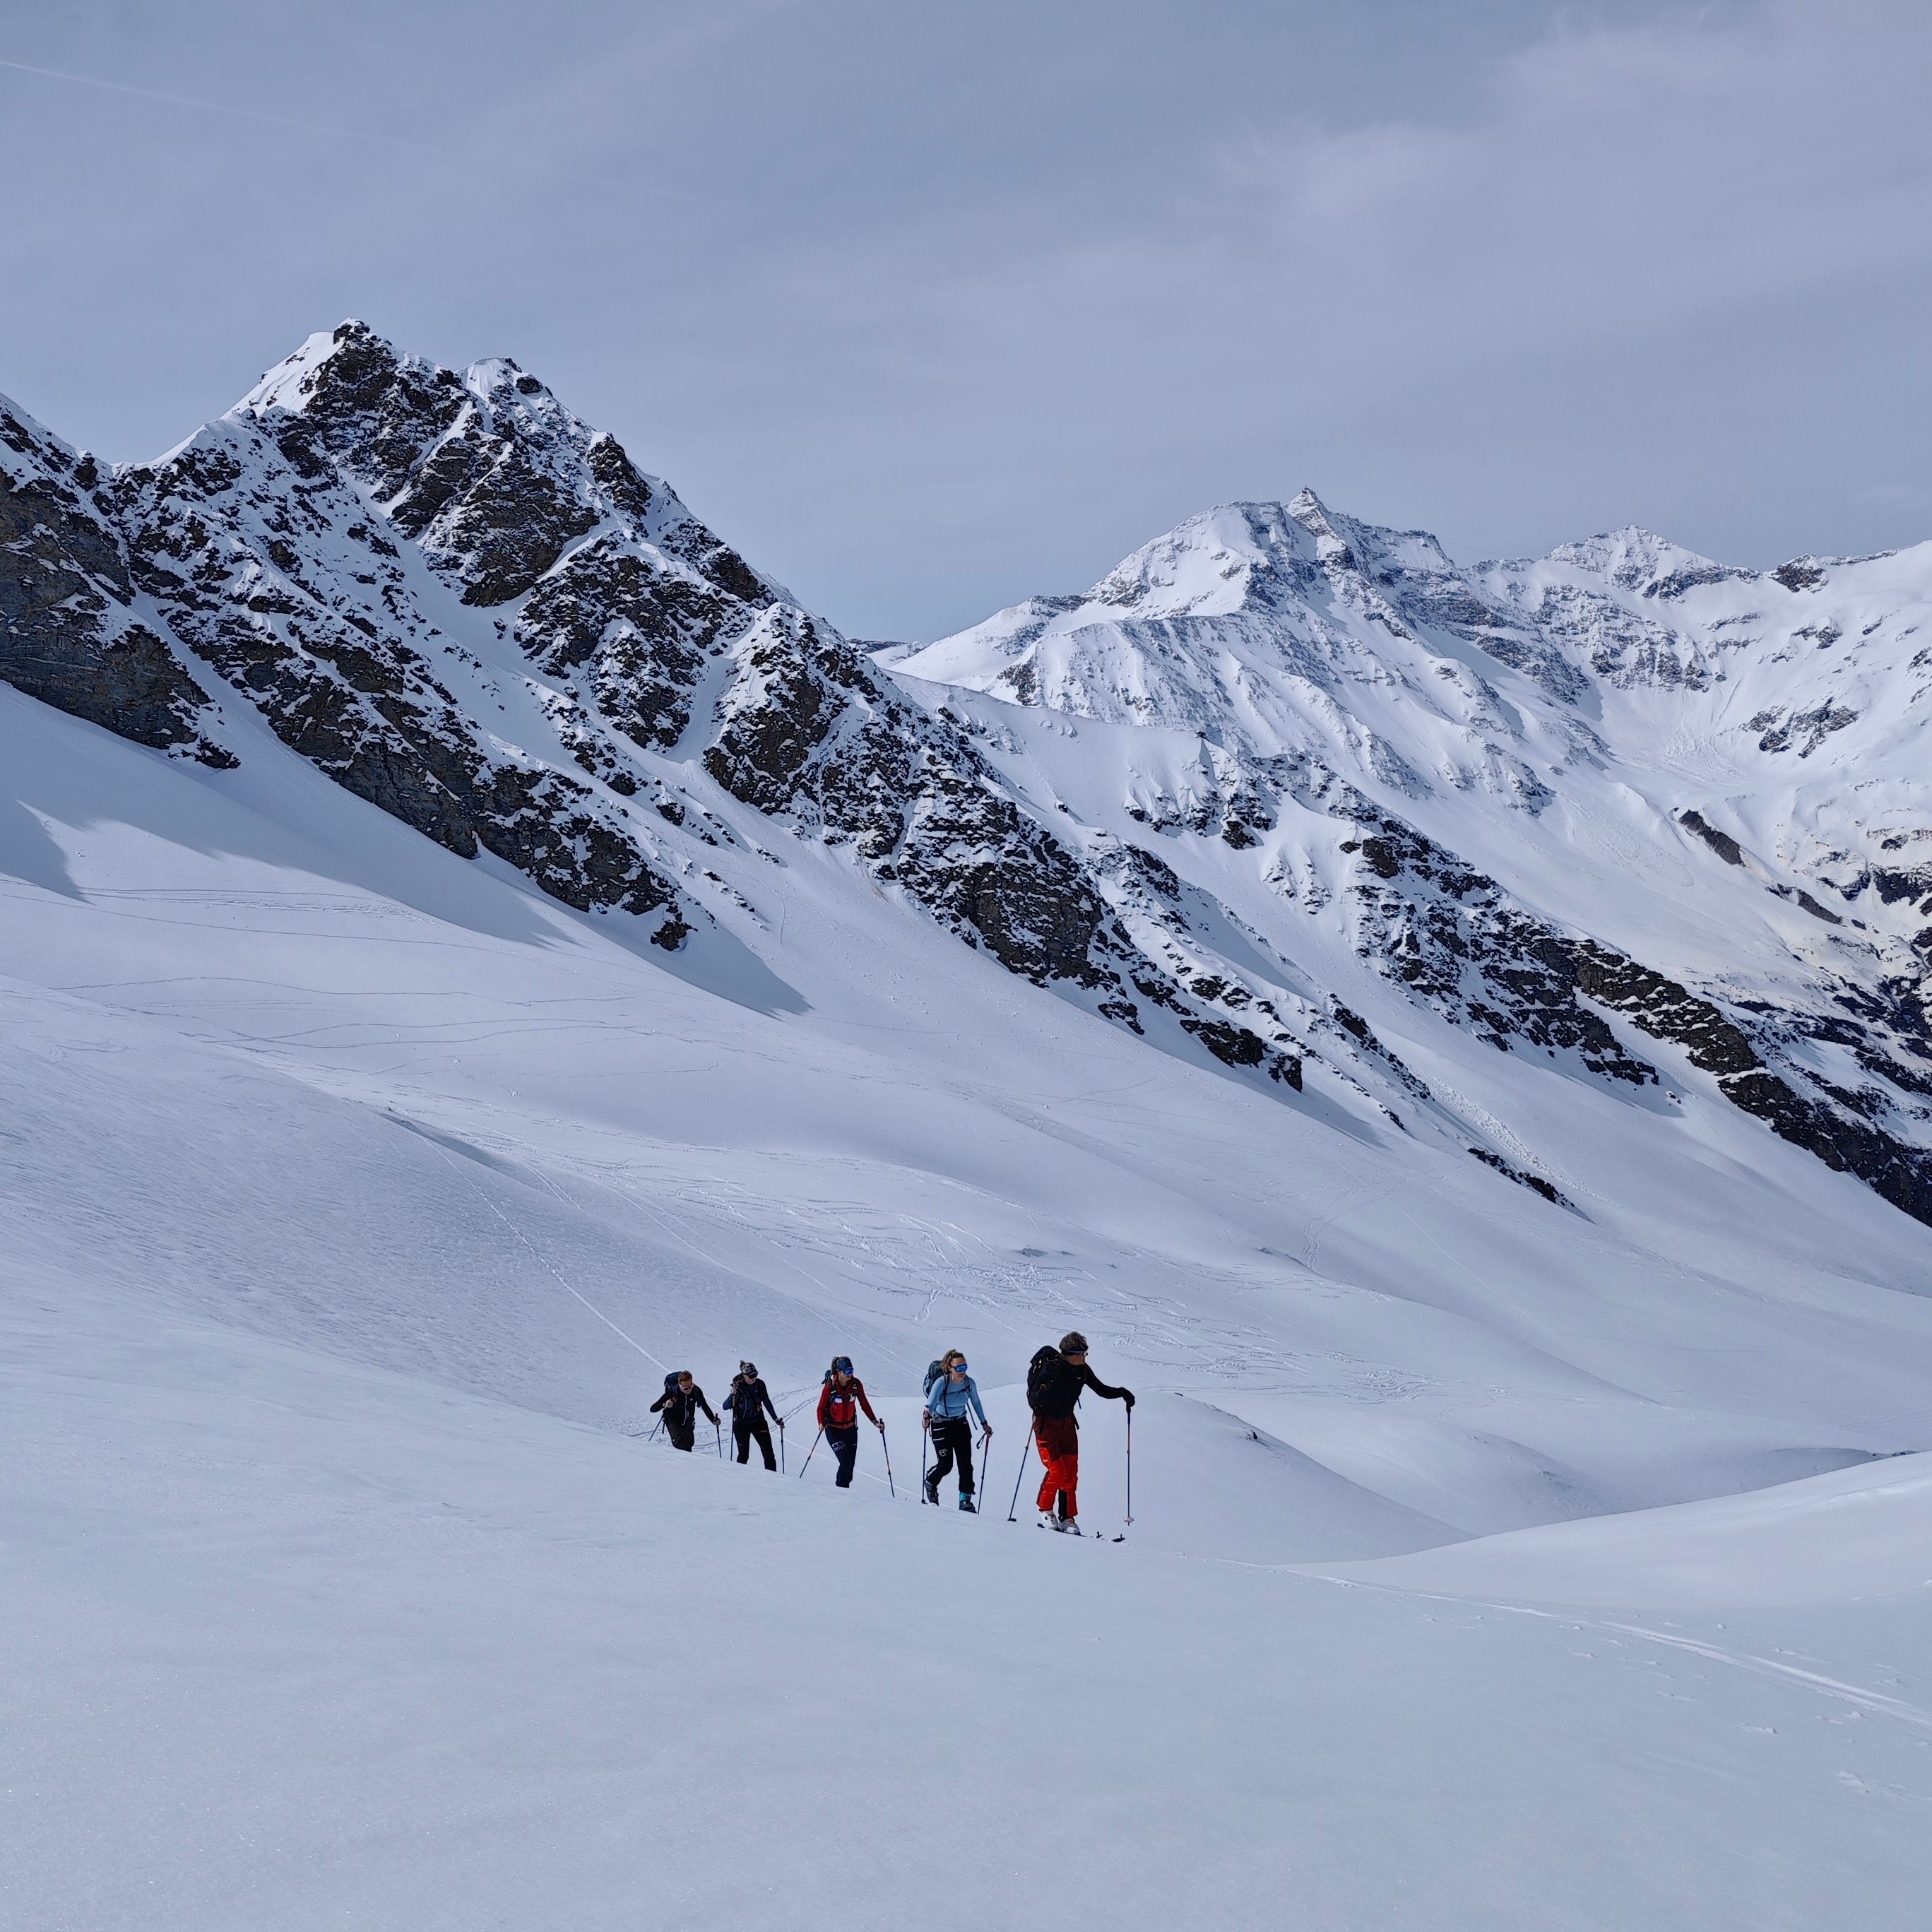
[{"left": 2, "top": 1, "right": 1927, "bottom": 639}]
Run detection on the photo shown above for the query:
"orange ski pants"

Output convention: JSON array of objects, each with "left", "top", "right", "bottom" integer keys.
[{"left": 1033, "top": 1415, "right": 1080, "bottom": 1517}]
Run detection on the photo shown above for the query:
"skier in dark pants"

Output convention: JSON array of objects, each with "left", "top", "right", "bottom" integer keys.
[
  {"left": 816, "top": 1355, "right": 882, "bottom": 1488},
  {"left": 923, "top": 1349, "right": 990, "bottom": 1511},
  {"left": 725, "top": 1361, "right": 781, "bottom": 1471},
  {"left": 1026, "top": 1331, "right": 1132, "bottom": 1535},
  {"left": 650, "top": 1369, "right": 719, "bottom": 1452}
]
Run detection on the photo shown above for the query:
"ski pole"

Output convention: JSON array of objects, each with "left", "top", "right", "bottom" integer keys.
[
  {"left": 1007, "top": 1430, "right": 1030, "bottom": 1522},
  {"left": 920, "top": 1417, "right": 930, "bottom": 1504},
  {"left": 976, "top": 1432, "right": 992, "bottom": 1519},
  {"left": 879, "top": 1423, "right": 896, "bottom": 1499},
  {"left": 716, "top": 1418, "right": 723, "bottom": 1459},
  {"left": 1125, "top": 1409, "right": 1133, "bottom": 1526},
  {"left": 798, "top": 1427, "right": 823, "bottom": 1478},
  {"left": 780, "top": 1421, "right": 786, "bottom": 1475}
]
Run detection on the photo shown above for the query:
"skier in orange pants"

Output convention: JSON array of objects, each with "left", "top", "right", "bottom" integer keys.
[{"left": 1025, "top": 1331, "right": 1132, "bottom": 1536}]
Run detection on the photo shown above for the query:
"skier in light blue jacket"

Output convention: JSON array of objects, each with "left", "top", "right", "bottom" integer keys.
[{"left": 923, "top": 1349, "right": 991, "bottom": 1511}]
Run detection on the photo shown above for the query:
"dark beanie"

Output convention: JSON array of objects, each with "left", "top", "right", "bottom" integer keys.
[{"left": 1060, "top": 1331, "right": 1089, "bottom": 1353}]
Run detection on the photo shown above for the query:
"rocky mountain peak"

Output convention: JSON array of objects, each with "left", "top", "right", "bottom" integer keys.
[
  {"left": 1286, "top": 490, "right": 1460, "bottom": 587},
  {"left": 1540, "top": 526, "right": 1749, "bottom": 600}
]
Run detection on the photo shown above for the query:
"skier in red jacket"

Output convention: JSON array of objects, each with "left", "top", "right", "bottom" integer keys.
[{"left": 815, "top": 1355, "right": 882, "bottom": 1488}]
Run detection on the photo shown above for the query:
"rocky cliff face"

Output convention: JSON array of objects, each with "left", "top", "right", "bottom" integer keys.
[
  {"left": 5, "top": 325, "right": 1931, "bottom": 1227},
  {"left": 0, "top": 396, "right": 229, "bottom": 765}
]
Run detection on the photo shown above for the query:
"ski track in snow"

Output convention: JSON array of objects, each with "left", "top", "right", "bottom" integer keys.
[{"left": 1308, "top": 1575, "right": 1932, "bottom": 1736}]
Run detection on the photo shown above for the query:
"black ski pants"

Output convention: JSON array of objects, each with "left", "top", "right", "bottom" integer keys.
[
  {"left": 928, "top": 1416, "right": 976, "bottom": 1497},
  {"left": 734, "top": 1416, "right": 777, "bottom": 1470},
  {"left": 828, "top": 1423, "right": 860, "bottom": 1488},
  {"left": 669, "top": 1426, "right": 696, "bottom": 1453}
]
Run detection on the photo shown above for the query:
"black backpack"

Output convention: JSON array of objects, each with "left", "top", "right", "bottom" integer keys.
[
  {"left": 1027, "top": 1346, "right": 1080, "bottom": 1420},
  {"left": 663, "top": 1371, "right": 681, "bottom": 1394},
  {"left": 924, "top": 1358, "right": 947, "bottom": 1400}
]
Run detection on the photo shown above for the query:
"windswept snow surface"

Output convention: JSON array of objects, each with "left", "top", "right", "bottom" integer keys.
[
  {"left": 10, "top": 1265, "right": 1932, "bottom": 1932},
  {"left": 1325, "top": 1450, "right": 1932, "bottom": 1609},
  {"left": 5, "top": 658, "right": 1932, "bottom": 1924}
]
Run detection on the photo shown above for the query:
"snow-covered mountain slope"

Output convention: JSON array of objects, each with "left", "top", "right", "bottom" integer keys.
[
  {"left": 5, "top": 688, "right": 1932, "bottom": 1927},
  {"left": 893, "top": 492, "right": 1932, "bottom": 1226},
  {"left": 7, "top": 654, "right": 1932, "bottom": 1551},
  {"left": 9, "top": 333, "right": 1932, "bottom": 1924}
]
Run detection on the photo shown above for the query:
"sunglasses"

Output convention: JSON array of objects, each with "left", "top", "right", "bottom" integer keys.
[{"left": 950, "top": 1362, "right": 969, "bottom": 1373}]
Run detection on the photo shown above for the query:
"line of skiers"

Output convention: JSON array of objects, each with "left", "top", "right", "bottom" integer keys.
[
  {"left": 648, "top": 1363, "right": 781, "bottom": 1465},
  {"left": 648, "top": 1333, "right": 1133, "bottom": 1536}
]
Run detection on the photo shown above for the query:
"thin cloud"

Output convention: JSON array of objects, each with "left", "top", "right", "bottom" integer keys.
[{"left": 0, "top": 53, "right": 711, "bottom": 201}]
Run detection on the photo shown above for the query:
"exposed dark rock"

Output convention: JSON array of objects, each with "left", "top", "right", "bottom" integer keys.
[
  {"left": 1717, "top": 1069, "right": 1932, "bottom": 1226},
  {"left": 0, "top": 398, "right": 229, "bottom": 763},
  {"left": 1758, "top": 703, "right": 1858, "bottom": 757},
  {"left": 1468, "top": 1146, "right": 1572, "bottom": 1209},
  {"left": 1865, "top": 865, "right": 1932, "bottom": 908},
  {"left": 518, "top": 538, "right": 742, "bottom": 752},
  {"left": 1523, "top": 582, "right": 1712, "bottom": 692},
  {"left": 1567, "top": 942, "right": 1759, "bottom": 1076},
  {"left": 1323, "top": 794, "right": 1659, "bottom": 1084},
  {"left": 105, "top": 408, "right": 683, "bottom": 923},
  {"left": 1567, "top": 939, "right": 1932, "bottom": 1226},
  {"left": 1680, "top": 810, "right": 1745, "bottom": 866}
]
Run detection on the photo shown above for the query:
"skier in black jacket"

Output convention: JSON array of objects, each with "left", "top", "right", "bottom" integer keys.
[
  {"left": 650, "top": 1370, "right": 719, "bottom": 1452},
  {"left": 725, "top": 1361, "right": 782, "bottom": 1470},
  {"left": 1026, "top": 1331, "right": 1132, "bottom": 1534}
]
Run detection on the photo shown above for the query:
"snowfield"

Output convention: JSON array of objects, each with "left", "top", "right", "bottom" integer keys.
[
  {"left": 5, "top": 665, "right": 1932, "bottom": 1926},
  {"left": 10, "top": 1261, "right": 1932, "bottom": 1932}
]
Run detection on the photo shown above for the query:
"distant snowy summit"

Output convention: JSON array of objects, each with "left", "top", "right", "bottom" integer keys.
[
  {"left": 896, "top": 488, "right": 1929, "bottom": 735},
  {"left": 5, "top": 323, "right": 1932, "bottom": 1228}
]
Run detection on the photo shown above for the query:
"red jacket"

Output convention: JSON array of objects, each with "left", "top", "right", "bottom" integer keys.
[{"left": 817, "top": 1375, "right": 879, "bottom": 1429}]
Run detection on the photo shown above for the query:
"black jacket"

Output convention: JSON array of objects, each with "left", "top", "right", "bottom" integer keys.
[
  {"left": 1026, "top": 1350, "right": 1132, "bottom": 1422},
  {"left": 651, "top": 1384, "right": 718, "bottom": 1432},
  {"left": 725, "top": 1375, "right": 778, "bottom": 1426}
]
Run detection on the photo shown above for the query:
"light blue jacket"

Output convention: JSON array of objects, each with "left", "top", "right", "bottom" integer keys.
[{"left": 926, "top": 1370, "right": 988, "bottom": 1428}]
